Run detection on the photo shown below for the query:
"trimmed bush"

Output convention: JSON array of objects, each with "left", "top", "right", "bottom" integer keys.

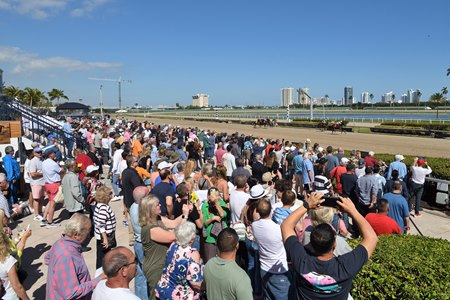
[
  {"left": 380, "top": 122, "right": 450, "bottom": 131},
  {"left": 348, "top": 235, "right": 450, "bottom": 299}
]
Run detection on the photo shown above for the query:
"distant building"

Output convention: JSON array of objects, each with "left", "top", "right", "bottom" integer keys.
[
  {"left": 0, "top": 68, "right": 3, "bottom": 96},
  {"left": 381, "top": 91, "right": 394, "bottom": 103},
  {"left": 344, "top": 86, "right": 353, "bottom": 105},
  {"left": 192, "top": 94, "right": 209, "bottom": 107},
  {"left": 412, "top": 90, "right": 421, "bottom": 103},
  {"left": 281, "top": 87, "right": 294, "bottom": 106},
  {"left": 361, "top": 92, "right": 369, "bottom": 103},
  {"left": 297, "top": 88, "right": 310, "bottom": 105},
  {"left": 401, "top": 94, "right": 408, "bottom": 103}
]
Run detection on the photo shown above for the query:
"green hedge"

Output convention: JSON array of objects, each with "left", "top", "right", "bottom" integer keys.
[
  {"left": 380, "top": 122, "right": 450, "bottom": 131},
  {"left": 343, "top": 151, "right": 450, "bottom": 181},
  {"left": 349, "top": 235, "right": 450, "bottom": 299}
]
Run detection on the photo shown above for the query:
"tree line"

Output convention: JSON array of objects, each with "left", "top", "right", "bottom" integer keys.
[{"left": 2, "top": 86, "right": 68, "bottom": 108}]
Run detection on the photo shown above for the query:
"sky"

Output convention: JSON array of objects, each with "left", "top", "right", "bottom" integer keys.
[{"left": 1, "top": 0, "right": 449, "bottom": 107}]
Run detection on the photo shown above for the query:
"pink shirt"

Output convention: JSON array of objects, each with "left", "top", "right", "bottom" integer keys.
[{"left": 215, "top": 148, "right": 227, "bottom": 165}]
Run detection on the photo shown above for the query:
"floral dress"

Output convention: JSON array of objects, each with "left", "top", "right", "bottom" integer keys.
[{"left": 155, "top": 242, "right": 204, "bottom": 300}]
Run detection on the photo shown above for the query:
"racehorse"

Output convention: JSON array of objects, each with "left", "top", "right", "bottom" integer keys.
[
  {"left": 253, "top": 118, "right": 277, "bottom": 128},
  {"left": 318, "top": 119, "right": 329, "bottom": 132},
  {"left": 331, "top": 120, "right": 348, "bottom": 134}
]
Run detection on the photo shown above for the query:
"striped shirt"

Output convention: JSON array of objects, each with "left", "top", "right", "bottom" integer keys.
[
  {"left": 93, "top": 203, "right": 116, "bottom": 240},
  {"left": 314, "top": 175, "right": 332, "bottom": 194}
]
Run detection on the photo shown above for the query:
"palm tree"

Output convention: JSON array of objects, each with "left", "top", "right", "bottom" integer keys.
[
  {"left": 369, "top": 93, "right": 374, "bottom": 102},
  {"left": 430, "top": 93, "right": 444, "bottom": 103},
  {"left": 442, "top": 87, "right": 448, "bottom": 99},
  {"left": 2, "top": 85, "right": 24, "bottom": 100},
  {"left": 447, "top": 68, "right": 450, "bottom": 76},
  {"left": 23, "top": 87, "right": 48, "bottom": 108},
  {"left": 48, "top": 88, "right": 68, "bottom": 105}
]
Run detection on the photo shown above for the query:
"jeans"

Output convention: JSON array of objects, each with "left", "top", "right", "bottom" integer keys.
[
  {"left": 64, "top": 137, "right": 74, "bottom": 158},
  {"left": 410, "top": 181, "right": 424, "bottom": 214},
  {"left": 8, "top": 181, "right": 18, "bottom": 205},
  {"left": 260, "top": 269, "right": 293, "bottom": 300},
  {"left": 111, "top": 174, "right": 120, "bottom": 196},
  {"left": 134, "top": 242, "right": 149, "bottom": 300},
  {"left": 246, "top": 238, "right": 262, "bottom": 295}
]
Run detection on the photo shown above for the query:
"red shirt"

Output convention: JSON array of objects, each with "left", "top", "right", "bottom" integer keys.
[
  {"left": 76, "top": 153, "right": 94, "bottom": 181},
  {"left": 364, "top": 156, "right": 377, "bottom": 167},
  {"left": 330, "top": 165, "right": 346, "bottom": 194},
  {"left": 365, "top": 213, "right": 401, "bottom": 235}
]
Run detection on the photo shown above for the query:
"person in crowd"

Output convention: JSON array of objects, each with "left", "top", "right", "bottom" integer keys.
[
  {"left": 92, "top": 246, "right": 140, "bottom": 300},
  {"left": 387, "top": 154, "right": 407, "bottom": 180},
  {"left": 87, "top": 145, "right": 103, "bottom": 177},
  {"left": 281, "top": 193, "right": 378, "bottom": 300},
  {"left": 130, "top": 186, "right": 150, "bottom": 300},
  {"left": 214, "top": 165, "right": 230, "bottom": 202},
  {"left": 151, "top": 161, "right": 175, "bottom": 219},
  {"left": 252, "top": 154, "right": 268, "bottom": 184},
  {"left": 202, "top": 187, "right": 228, "bottom": 262},
  {"left": 302, "top": 206, "right": 351, "bottom": 256},
  {"left": 252, "top": 199, "right": 292, "bottom": 299},
  {"left": 62, "top": 116, "right": 75, "bottom": 158},
  {"left": 230, "top": 175, "right": 250, "bottom": 224},
  {"left": 41, "top": 148, "right": 62, "bottom": 228},
  {"left": 324, "top": 146, "right": 339, "bottom": 179},
  {"left": 365, "top": 199, "right": 402, "bottom": 235},
  {"left": 139, "top": 195, "right": 189, "bottom": 300},
  {"left": 384, "top": 169, "right": 409, "bottom": 201},
  {"left": 409, "top": 157, "right": 432, "bottom": 217},
  {"left": 204, "top": 228, "right": 253, "bottom": 300},
  {"left": 292, "top": 150, "right": 304, "bottom": 194},
  {"left": 111, "top": 142, "right": 124, "bottom": 201},
  {"left": 230, "top": 158, "right": 252, "bottom": 183},
  {"left": 61, "top": 159, "right": 85, "bottom": 216},
  {"left": 93, "top": 186, "right": 117, "bottom": 269},
  {"left": 45, "top": 213, "right": 105, "bottom": 299},
  {"left": 356, "top": 166, "right": 378, "bottom": 217},
  {"left": 74, "top": 148, "right": 94, "bottom": 181},
  {"left": 314, "top": 164, "right": 334, "bottom": 195},
  {"left": 222, "top": 145, "right": 236, "bottom": 181},
  {"left": 373, "top": 164, "right": 386, "bottom": 203},
  {"left": 383, "top": 181, "right": 410, "bottom": 233},
  {"left": 330, "top": 157, "right": 349, "bottom": 195},
  {"left": 3, "top": 146, "right": 20, "bottom": 205},
  {"left": 302, "top": 151, "right": 315, "bottom": 195},
  {"left": 28, "top": 147, "right": 46, "bottom": 221},
  {"left": 364, "top": 151, "right": 377, "bottom": 167},
  {"left": 155, "top": 221, "right": 203, "bottom": 299}
]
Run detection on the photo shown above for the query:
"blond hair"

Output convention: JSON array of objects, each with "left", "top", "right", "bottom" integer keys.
[
  {"left": 184, "top": 160, "right": 197, "bottom": 178},
  {"left": 0, "top": 230, "right": 11, "bottom": 263},
  {"left": 138, "top": 195, "right": 160, "bottom": 227},
  {"left": 310, "top": 207, "right": 334, "bottom": 227},
  {"left": 95, "top": 186, "right": 113, "bottom": 204}
]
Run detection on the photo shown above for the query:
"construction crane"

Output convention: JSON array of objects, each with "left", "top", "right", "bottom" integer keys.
[{"left": 88, "top": 77, "right": 132, "bottom": 109}]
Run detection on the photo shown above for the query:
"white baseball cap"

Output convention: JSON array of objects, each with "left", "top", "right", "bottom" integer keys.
[
  {"left": 158, "top": 161, "right": 173, "bottom": 170},
  {"left": 86, "top": 165, "right": 99, "bottom": 173}
]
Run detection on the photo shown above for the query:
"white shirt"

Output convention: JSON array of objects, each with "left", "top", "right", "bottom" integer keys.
[
  {"left": 252, "top": 218, "right": 289, "bottom": 274},
  {"left": 411, "top": 166, "right": 432, "bottom": 184},
  {"left": 0, "top": 255, "right": 18, "bottom": 300},
  {"left": 92, "top": 280, "right": 140, "bottom": 300},
  {"left": 230, "top": 190, "right": 250, "bottom": 223},
  {"left": 24, "top": 158, "right": 31, "bottom": 184},
  {"left": 112, "top": 149, "right": 124, "bottom": 175},
  {"left": 222, "top": 152, "right": 236, "bottom": 177}
]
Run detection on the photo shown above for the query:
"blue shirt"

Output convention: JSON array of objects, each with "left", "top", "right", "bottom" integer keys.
[
  {"left": 293, "top": 155, "right": 304, "bottom": 174},
  {"left": 356, "top": 175, "right": 378, "bottom": 205},
  {"left": 384, "top": 192, "right": 410, "bottom": 232},
  {"left": 302, "top": 159, "right": 314, "bottom": 184},
  {"left": 62, "top": 122, "right": 73, "bottom": 139},
  {"left": 387, "top": 161, "right": 407, "bottom": 180},
  {"left": 3, "top": 155, "right": 20, "bottom": 182}
]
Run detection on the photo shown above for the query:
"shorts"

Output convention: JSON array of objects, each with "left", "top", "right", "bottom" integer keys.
[
  {"left": 44, "top": 182, "right": 61, "bottom": 202},
  {"left": 31, "top": 185, "right": 45, "bottom": 199}
]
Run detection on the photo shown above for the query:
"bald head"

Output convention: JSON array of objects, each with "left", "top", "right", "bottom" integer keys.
[
  {"left": 133, "top": 186, "right": 149, "bottom": 204},
  {"left": 103, "top": 246, "right": 134, "bottom": 277}
]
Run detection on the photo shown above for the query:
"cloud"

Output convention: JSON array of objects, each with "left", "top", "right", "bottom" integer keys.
[
  {"left": 0, "top": 46, "right": 121, "bottom": 74},
  {"left": 0, "top": 0, "right": 111, "bottom": 19},
  {"left": 71, "top": 0, "right": 110, "bottom": 17}
]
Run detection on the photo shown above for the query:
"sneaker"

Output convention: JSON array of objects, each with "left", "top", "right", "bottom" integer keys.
[
  {"left": 415, "top": 213, "right": 422, "bottom": 218},
  {"left": 46, "top": 222, "right": 61, "bottom": 228},
  {"left": 123, "top": 220, "right": 128, "bottom": 227},
  {"left": 81, "top": 246, "right": 92, "bottom": 252},
  {"left": 33, "top": 215, "right": 43, "bottom": 221},
  {"left": 111, "top": 195, "right": 123, "bottom": 202},
  {"left": 40, "top": 220, "right": 49, "bottom": 227}
]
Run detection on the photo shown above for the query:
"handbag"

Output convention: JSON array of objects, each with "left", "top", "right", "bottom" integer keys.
[
  {"left": 210, "top": 221, "right": 223, "bottom": 239},
  {"left": 106, "top": 231, "right": 117, "bottom": 248},
  {"left": 54, "top": 185, "right": 64, "bottom": 203}
]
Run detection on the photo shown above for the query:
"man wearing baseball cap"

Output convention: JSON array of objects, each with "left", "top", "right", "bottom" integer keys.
[{"left": 28, "top": 147, "right": 45, "bottom": 221}]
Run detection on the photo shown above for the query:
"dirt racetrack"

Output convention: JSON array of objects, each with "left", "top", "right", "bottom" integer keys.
[{"left": 139, "top": 117, "right": 450, "bottom": 159}]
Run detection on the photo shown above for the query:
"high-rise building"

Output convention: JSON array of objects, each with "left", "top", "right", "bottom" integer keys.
[
  {"left": 344, "top": 86, "right": 353, "bottom": 105},
  {"left": 401, "top": 94, "right": 408, "bottom": 103},
  {"left": 412, "top": 90, "right": 421, "bottom": 103},
  {"left": 297, "top": 88, "right": 310, "bottom": 105},
  {"left": 192, "top": 94, "right": 209, "bottom": 107},
  {"left": 361, "top": 92, "right": 369, "bottom": 104},
  {"left": 406, "top": 89, "right": 414, "bottom": 104},
  {"left": 381, "top": 91, "right": 394, "bottom": 103},
  {"left": 281, "top": 88, "right": 294, "bottom": 106}
]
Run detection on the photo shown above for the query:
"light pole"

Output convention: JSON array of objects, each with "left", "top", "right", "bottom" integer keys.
[
  {"left": 300, "top": 88, "right": 314, "bottom": 120},
  {"left": 100, "top": 84, "right": 104, "bottom": 118}
]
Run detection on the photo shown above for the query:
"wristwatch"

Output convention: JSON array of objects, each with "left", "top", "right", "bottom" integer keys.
[{"left": 303, "top": 201, "right": 309, "bottom": 210}]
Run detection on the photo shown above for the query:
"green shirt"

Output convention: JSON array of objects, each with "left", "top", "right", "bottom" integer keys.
[
  {"left": 204, "top": 257, "right": 253, "bottom": 300},
  {"left": 202, "top": 200, "right": 228, "bottom": 244}
]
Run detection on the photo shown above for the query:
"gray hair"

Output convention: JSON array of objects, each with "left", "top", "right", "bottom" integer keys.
[
  {"left": 65, "top": 158, "right": 75, "bottom": 170},
  {"left": 175, "top": 221, "right": 196, "bottom": 247},
  {"left": 201, "top": 163, "right": 213, "bottom": 177},
  {"left": 103, "top": 246, "right": 130, "bottom": 276},
  {"left": 310, "top": 207, "right": 334, "bottom": 227},
  {"left": 63, "top": 213, "right": 91, "bottom": 238},
  {"left": 255, "top": 154, "right": 262, "bottom": 161}
]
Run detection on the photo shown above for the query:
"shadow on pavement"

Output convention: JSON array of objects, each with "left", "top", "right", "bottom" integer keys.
[{"left": 22, "top": 243, "right": 51, "bottom": 290}]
